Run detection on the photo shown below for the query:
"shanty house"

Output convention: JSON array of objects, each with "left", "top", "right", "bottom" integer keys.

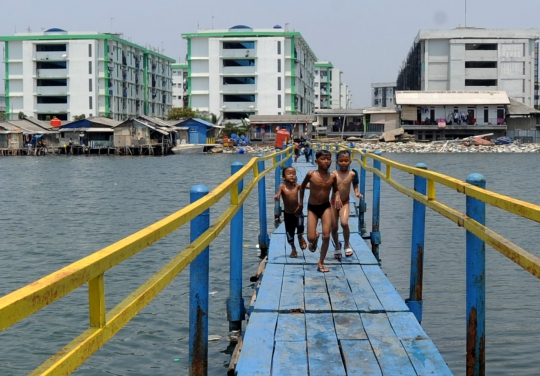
[
  {"left": 505, "top": 98, "right": 540, "bottom": 142},
  {"left": 58, "top": 117, "right": 120, "bottom": 149},
  {"left": 176, "top": 118, "right": 223, "bottom": 144}
]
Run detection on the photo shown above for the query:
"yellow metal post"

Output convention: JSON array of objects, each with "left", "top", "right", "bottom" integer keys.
[{"left": 88, "top": 274, "right": 106, "bottom": 328}]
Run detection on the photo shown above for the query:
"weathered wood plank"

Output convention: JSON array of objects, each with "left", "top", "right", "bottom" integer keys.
[
  {"left": 279, "top": 265, "right": 305, "bottom": 313},
  {"left": 272, "top": 340, "right": 309, "bottom": 376},
  {"left": 348, "top": 233, "right": 379, "bottom": 265},
  {"left": 275, "top": 313, "right": 306, "bottom": 342},
  {"left": 304, "top": 291, "right": 331, "bottom": 313},
  {"left": 362, "top": 265, "right": 409, "bottom": 312},
  {"left": 267, "top": 231, "right": 287, "bottom": 264},
  {"left": 303, "top": 265, "right": 328, "bottom": 293},
  {"left": 333, "top": 312, "right": 368, "bottom": 340},
  {"left": 342, "top": 265, "right": 384, "bottom": 312},
  {"left": 235, "top": 311, "right": 278, "bottom": 375},
  {"left": 305, "top": 312, "right": 346, "bottom": 376},
  {"left": 325, "top": 266, "right": 358, "bottom": 312},
  {"left": 340, "top": 339, "right": 382, "bottom": 375},
  {"left": 253, "top": 264, "right": 284, "bottom": 311}
]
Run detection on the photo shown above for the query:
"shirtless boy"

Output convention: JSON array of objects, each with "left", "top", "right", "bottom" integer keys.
[
  {"left": 274, "top": 167, "right": 307, "bottom": 258},
  {"left": 299, "top": 150, "right": 342, "bottom": 272},
  {"left": 331, "top": 150, "right": 363, "bottom": 259}
]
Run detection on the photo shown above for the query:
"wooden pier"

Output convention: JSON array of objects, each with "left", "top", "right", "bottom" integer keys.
[{"left": 235, "top": 162, "right": 452, "bottom": 375}]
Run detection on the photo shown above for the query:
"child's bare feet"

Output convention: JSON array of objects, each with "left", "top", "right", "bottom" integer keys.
[
  {"left": 290, "top": 248, "right": 298, "bottom": 258},
  {"left": 317, "top": 263, "right": 329, "bottom": 273},
  {"left": 298, "top": 235, "right": 307, "bottom": 250}
]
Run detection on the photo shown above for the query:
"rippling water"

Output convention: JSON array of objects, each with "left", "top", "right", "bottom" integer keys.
[{"left": 1, "top": 153, "right": 539, "bottom": 375}]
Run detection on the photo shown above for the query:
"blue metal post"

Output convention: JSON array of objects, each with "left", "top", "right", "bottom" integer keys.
[
  {"left": 283, "top": 141, "right": 292, "bottom": 167},
  {"left": 466, "top": 173, "right": 486, "bottom": 376},
  {"left": 274, "top": 152, "right": 282, "bottom": 220},
  {"left": 257, "top": 155, "right": 269, "bottom": 257},
  {"left": 334, "top": 142, "right": 339, "bottom": 170},
  {"left": 406, "top": 163, "right": 427, "bottom": 323},
  {"left": 370, "top": 151, "right": 382, "bottom": 262},
  {"left": 358, "top": 149, "right": 367, "bottom": 235},
  {"left": 227, "top": 162, "right": 245, "bottom": 333},
  {"left": 189, "top": 185, "right": 210, "bottom": 376}
]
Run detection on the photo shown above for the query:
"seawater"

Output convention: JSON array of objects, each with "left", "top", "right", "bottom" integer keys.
[{"left": 1, "top": 153, "right": 539, "bottom": 375}]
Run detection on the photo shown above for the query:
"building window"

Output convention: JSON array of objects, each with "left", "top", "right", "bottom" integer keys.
[
  {"left": 465, "top": 61, "right": 497, "bottom": 68},
  {"left": 223, "top": 76, "right": 255, "bottom": 85},
  {"left": 523, "top": 62, "right": 526, "bottom": 75},
  {"left": 523, "top": 43, "right": 526, "bottom": 57},
  {"left": 278, "top": 94, "right": 281, "bottom": 108},
  {"left": 277, "top": 41, "right": 281, "bottom": 55},
  {"left": 89, "top": 78, "right": 92, "bottom": 92},
  {"left": 523, "top": 79, "right": 526, "bottom": 93},
  {"left": 37, "top": 61, "right": 66, "bottom": 69},
  {"left": 277, "top": 77, "right": 281, "bottom": 90},
  {"left": 277, "top": 59, "right": 281, "bottom": 73},
  {"left": 89, "top": 61, "right": 92, "bottom": 74},
  {"left": 314, "top": 82, "right": 319, "bottom": 87},
  {"left": 89, "top": 96, "right": 93, "bottom": 109},
  {"left": 465, "top": 43, "right": 497, "bottom": 50},
  {"left": 465, "top": 79, "right": 497, "bottom": 86},
  {"left": 36, "top": 44, "right": 66, "bottom": 52},
  {"left": 223, "top": 41, "right": 255, "bottom": 49},
  {"left": 37, "top": 79, "right": 67, "bottom": 86},
  {"left": 484, "top": 107, "right": 489, "bottom": 123},
  {"left": 89, "top": 44, "right": 92, "bottom": 57},
  {"left": 223, "top": 59, "right": 255, "bottom": 67},
  {"left": 223, "top": 94, "right": 255, "bottom": 102},
  {"left": 37, "top": 96, "right": 68, "bottom": 103}
]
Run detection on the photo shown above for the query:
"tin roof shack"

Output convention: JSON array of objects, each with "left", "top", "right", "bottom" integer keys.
[
  {"left": 396, "top": 91, "right": 509, "bottom": 141},
  {"left": 176, "top": 118, "right": 223, "bottom": 144},
  {"left": 505, "top": 98, "right": 540, "bottom": 143},
  {"left": 58, "top": 117, "right": 120, "bottom": 153},
  {"left": 113, "top": 115, "right": 179, "bottom": 155},
  {"left": 248, "top": 115, "right": 316, "bottom": 142},
  {"left": 0, "top": 119, "right": 57, "bottom": 154},
  {"left": 314, "top": 109, "right": 364, "bottom": 139},
  {"left": 363, "top": 107, "right": 400, "bottom": 137}
]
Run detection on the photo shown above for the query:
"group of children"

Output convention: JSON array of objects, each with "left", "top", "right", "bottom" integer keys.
[{"left": 274, "top": 149, "right": 362, "bottom": 273}]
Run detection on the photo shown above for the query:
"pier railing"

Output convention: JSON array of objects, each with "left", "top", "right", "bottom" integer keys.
[
  {"left": 0, "top": 146, "right": 293, "bottom": 375},
  {"left": 315, "top": 142, "right": 540, "bottom": 376}
]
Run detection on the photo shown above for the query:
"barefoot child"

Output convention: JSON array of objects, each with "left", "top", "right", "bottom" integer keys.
[
  {"left": 274, "top": 167, "right": 307, "bottom": 258},
  {"left": 331, "top": 150, "right": 363, "bottom": 259},
  {"left": 299, "top": 150, "right": 342, "bottom": 272}
]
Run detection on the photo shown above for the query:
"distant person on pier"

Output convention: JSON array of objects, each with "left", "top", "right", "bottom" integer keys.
[
  {"left": 274, "top": 167, "right": 307, "bottom": 257},
  {"left": 331, "top": 150, "right": 362, "bottom": 259},
  {"left": 299, "top": 150, "right": 342, "bottom": 273}
]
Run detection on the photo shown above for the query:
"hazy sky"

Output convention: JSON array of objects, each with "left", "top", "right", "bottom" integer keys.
[{"left": 1, "top": 0, "right": 539, "bottom": 107}]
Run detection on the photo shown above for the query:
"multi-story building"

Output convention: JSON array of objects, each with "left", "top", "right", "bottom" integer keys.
[
  {"left": 0, "top": 95, "right": 5, "bottom": 113},
  {"left": 396, "top": 28, "right": 540, "bottom": 108},
  {"left": 371, "top": 82, "right": 396, "bottom": 108},
  {"left": 172, "top": 63, "right": 188, "bottom": 108},
  {"left": 340, "top": 84, "right": 352, "bottom": 109},
  {"left": 0, "top": 28, "right": 174, "bottom": 121},
  {"left": 314, "top": 61, "right": 351, "bottom": 109},
  {"left": 181, "top": 25, "right": 317, "bottom": 122}
]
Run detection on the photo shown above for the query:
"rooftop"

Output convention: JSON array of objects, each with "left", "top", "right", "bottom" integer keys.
[
  {"left": 416, "top": 28, "right": 540, "bottom": 42},
  {"left": 395, "top": 90, "right": 510, "bottom": 105}
]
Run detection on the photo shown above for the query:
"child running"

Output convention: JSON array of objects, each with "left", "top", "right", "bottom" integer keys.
[
  {"left": 331, "top": 150, "right": 362, "bottom": 259},
  {"left": 274, "top": 166, "right": 307, "bottom": 258},
  {"left": 299, "top": 150, "right": 342, "bottom": 273}
]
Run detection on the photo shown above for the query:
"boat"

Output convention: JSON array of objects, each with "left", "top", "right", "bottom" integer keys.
[{"left": 171, "top": 142, "right": 219, "bottom": 154}]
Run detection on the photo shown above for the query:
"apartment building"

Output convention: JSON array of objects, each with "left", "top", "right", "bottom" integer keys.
[
  {"left": 396, "top": 28, "right": 540, "bottom": 108},
  {"left": 181, "top": 25, "right": 317, "bottom": 122},
  {"left": 0, "top": 28, "right": 174, "bottom": 121},
  {"left": 172, "top": 63, "right": 188, "bottom": 108},
  {"left": 371, "top": 82, "right": 396, "bottom": 108},
  {"left": 314, "top": 61, "right": 350, "bottom": 109}
]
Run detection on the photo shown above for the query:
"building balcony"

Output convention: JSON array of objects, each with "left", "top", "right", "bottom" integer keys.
[
  {"left": 465, "top": 68, "right": 498, "bottom": 79},
  {"left": 222, "top": 101, "right": 256, "bottom": 111},
  {"left": 220, "top": 84, "right": 256, "bottom": 92},
  {"left": 35, "top": 87, "right": 68, "bottom": 95},
  {"left": 36, "top": 69, "right": 68, "bottom": 78},
  {"left": 220, "top": 49, "right": 257, "bottom": 58},
  {"left": 34, "top": 51, "right": 68, "bottom": 61},
  {"left": 221, "top": 66, "right": 256, "bottom": 75},
  {"left": 36, "top": 103, "right": 69, "bottom": 113},
  {"left": 465, "top": 50, "right": 498, "bottom": 60}
]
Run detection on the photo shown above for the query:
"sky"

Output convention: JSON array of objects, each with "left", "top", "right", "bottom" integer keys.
[{"left": 1, "top": 0, "right": 540, "bottom": 107}]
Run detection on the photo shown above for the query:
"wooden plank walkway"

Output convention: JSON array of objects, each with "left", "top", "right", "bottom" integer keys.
[{"left": 235, "top": 162, "right": 452, "bottom": 375}]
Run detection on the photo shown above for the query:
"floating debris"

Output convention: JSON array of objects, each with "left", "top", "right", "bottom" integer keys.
[{"left": 208, "top": 334, "right": 222, "bottom": 342}]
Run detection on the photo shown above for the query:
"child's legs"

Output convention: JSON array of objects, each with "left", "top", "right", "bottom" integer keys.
[
  {"left": 319, "top": 207, "right": 333, "bottom": 264},
  {"left": 339, "top": 202, "right": 351, "bottom": 246},
  {"left": 296, "top": 214, "right": 305, "bottom": 238},
  {"left": 306, "top": 210, "right": 319, "bottom": 243},
  {"left": 284, "top": 213, "right": 296, "bottom": 247},
  {"left": 330, "top": 206, "right": 340, "bottom": 248}
]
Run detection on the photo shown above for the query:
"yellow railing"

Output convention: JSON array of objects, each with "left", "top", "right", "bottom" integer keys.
[{"left": 0, "top": 146, "right": 293, "bottom": 375}]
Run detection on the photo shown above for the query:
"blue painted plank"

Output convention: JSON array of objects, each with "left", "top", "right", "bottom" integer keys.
[
  {"left": 333, "top": 313, "right": 368, "bottom": 340},
  {"left": 342, "top": 265, "right": 384, "bottom": 312},
  {"left": 304, "top": 291, "right": 331, "bottom": 313},
  {"left": 340, "top": 339, "right": 382, "bottom": 375},
  {"left": 325, "top": 266, "right": 359, "bottom": 312},
  {"left": 235, "top": 311, "right": 278, "bottom": 375},
  {"left": 303, "top": 266, "right": 328, "bottom": 293},
  {"left": 253, "top": 264, "right": 283, "bottom": 311},
  {"left": 279, "top": 265, "right": 305, "bottom": 312},
  {"left": 267, "top": 232, "right": 287, "bottom": 264},
  {"left": 361, "top": 313, "right": 417, "bottom": 375},
  {"left": 272, "top": 340, "right": 309, "bottom": 376},
  {"left": 387, "top": 312, "right": 453, "bottom": 375},
  {"left": 347, "top": 233, "right": 379, "bottom": 265},
  {"left": 305, "top": 312, "right": 346, "bottom": 376},
  {"left": 275, "top": 313, "right": 306, "bottom": 341},
  {"left": 362, "top": 265, "right": 409, "bottom": 312}
]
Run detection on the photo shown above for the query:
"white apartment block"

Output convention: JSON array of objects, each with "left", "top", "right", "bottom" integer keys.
[
  {"left": 314, "top": 61, "right": 350, "bottom": 109},
  {"left": 371, "top": 82, "right": 396, "bottom": 108},
  {"left": 0, "top": 28, "right": 174, "bottom": 121},
  {"left": 181, "top": 25, "right": 317, "bottom": 122},
  {"left": 397, "top": 28, "right": 540, "bottom": 108},
  {"left": 172, "top": 63, "right": 188, "bottom": 108}
]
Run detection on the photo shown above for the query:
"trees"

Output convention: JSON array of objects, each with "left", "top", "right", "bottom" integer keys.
[
  {"left": 167, "top": 107, "right": 215, "bottom": 123},
  {"left": 73, "top": 114, "right": 86, "bottom": 121}
]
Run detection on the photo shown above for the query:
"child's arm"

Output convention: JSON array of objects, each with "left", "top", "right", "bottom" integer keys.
[
  {"left": 332, "top": 175, "right": 342, "bottom": 209},
  {"left": 297, "top": 173, "right": 311, "bottom": 214},
  {"left": 273, "top": 185, "right": 283, "bottom": 201},
  {"left": 352, "top": 169, "right": 362, "bottom": 198}
]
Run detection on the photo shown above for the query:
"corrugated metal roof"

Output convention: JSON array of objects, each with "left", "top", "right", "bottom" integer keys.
[
  {"left": 362, "top": 107, "right": 398, "bottom": 114},
  {"left": 315, "top": 109, "right": 364, "bottom": 115},
  {"left": 5, "top": 120, "right": 55, "bottom": 133},
  {"left": 507, "top": 97, "right": 540, "bottom": 116},
  {"left": 249, "top": 115, "right": 316, "bottom": 124},
  {"left": 133, "top": 119, "right": 169, "bottom": 135},
  {"left": 395, "top": 91, "right": 510, "bottom": 105}
]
